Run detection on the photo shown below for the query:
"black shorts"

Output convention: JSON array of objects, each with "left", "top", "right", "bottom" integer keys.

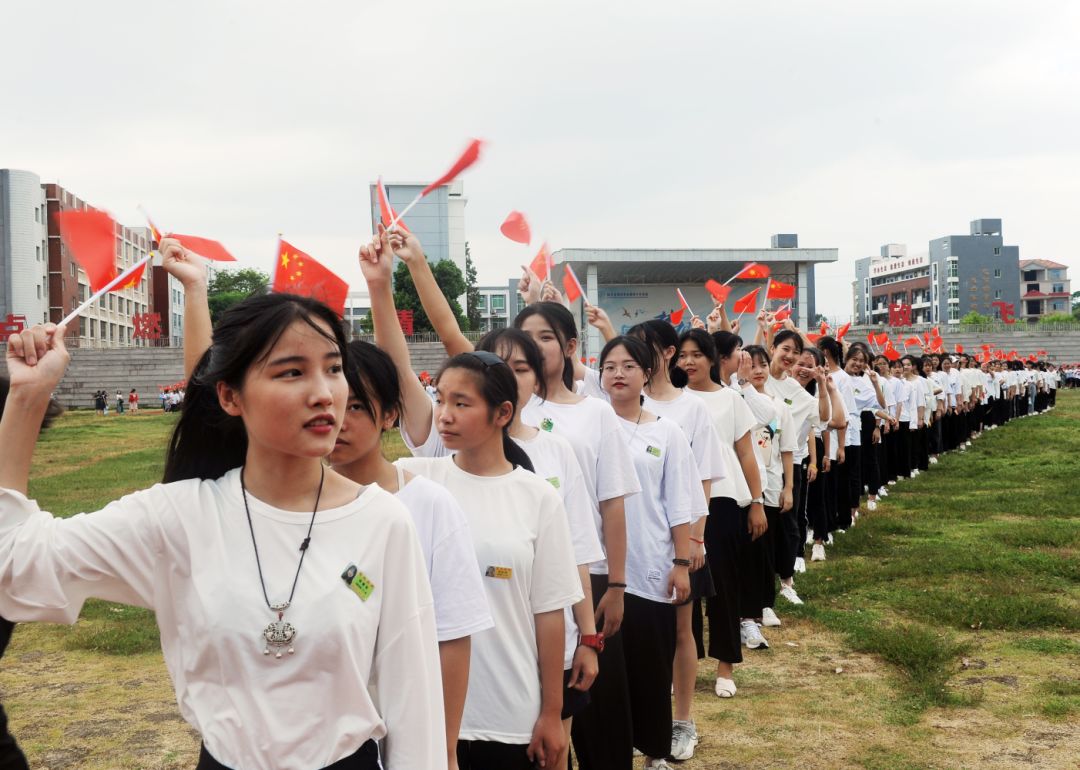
[{"left": 562, "top": 666, "right": 592, "bottom": 719}]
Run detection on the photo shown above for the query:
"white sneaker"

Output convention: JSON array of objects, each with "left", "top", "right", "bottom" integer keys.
[
  {"left": 779, "top": 585, "right": 803, "bottom": 605},
  {"left": 965, "top": 441, "right": 972, "bottom": 447},
  {"left": 867, "top": 499, "right": 877, "bottom": 511},
  {"left": 741, "top": 619, "right": 769, "bottom": 649},
  {"left": 878, "top": 487, "right": 889, "bottom": 497},
  {"left": 714, "top": 676, "right": 737, "bottom": 698},
  {"left": 811, "top": 543, "right": 826, "bottom": 561},
  {"left": 794, "top": 556, "right": 806, "bottom": 573},
  {"left": 761, "top": 607, "right": 781, "bottom": 626},
  {"left": 887, "top": 480, "right": 897, "bottom": 486},
  {"left": 912, "top": 469, "right": 920, "bottom": 477},
  {"left": 644, "top": 759, "right": 673, "bottom": 770},
  {"left": 670, "top": 720, "right": 698, "bottom": 761},
  {"left": 826, "top": 533, "right": 835, "bottom": 545},
  {"left": 835, "top": 528, "right": 846, "bottom": 535},
  {"left": 806, "top": 530, "right": 815, "bottom": 546},
  {"left": 929, "top": 456, "right": 939, "bottom": 464}
]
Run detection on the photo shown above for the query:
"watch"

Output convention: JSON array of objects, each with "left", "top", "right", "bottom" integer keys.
[
  {"left": 750, "top": 496, "right": 765, "bottom": 505},
  {"left": 578, "top": 633, "right": 605, "bottom": 653}
]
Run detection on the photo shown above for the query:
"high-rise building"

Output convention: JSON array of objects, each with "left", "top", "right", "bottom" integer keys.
[
  {"left": 368, "top": 180, "right": 467, "bottom": 276},
  {"left": 928, "top": 218, "right": 1020, "bottom": 325},
  {"left": 1018, "top": 259, "right": 1071, "bottom": 322},
  {"left": 0, "top": 169, "right": 50, "bottom": 326}
]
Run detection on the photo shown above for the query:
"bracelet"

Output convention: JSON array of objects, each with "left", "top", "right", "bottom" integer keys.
[
  {"left": 690, "top": 538, "right": 705, "bottom": 545},
  {"left": 607, "top": 582, "right": 627, "bottom": 589},
  {"left": 672, "top": 558, "right": 691, "bottom": 567}
]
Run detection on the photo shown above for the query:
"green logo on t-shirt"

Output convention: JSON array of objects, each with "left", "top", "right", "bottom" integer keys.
[
  {"left": 784, "top": 397, "right": 793, "bottom": 405},
  {"left": 546, "top": 476, "right": 561, "bottom": 489},
  {"left": 646, "top": 445, "right": 661, "bottom": 458},
  {"left": 540, "top": 418, "right": 554, "bottom": 432}
]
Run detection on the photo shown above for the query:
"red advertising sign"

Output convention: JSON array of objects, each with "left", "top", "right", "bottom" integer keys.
[
  {"left": 133, "top": 312, "right": 162, "bottom": 340},
  {"left": 0, "top": 314, "right": 27, "bottom": 335},
  {"left": 991, "top": 301, "right": 1016, "bottom": 324},
  {"left": 396, "top": 309, "right": 414, "bottom": 337},
  {"left": 888, "top": 302, "right": 912, "bottom": 327}
]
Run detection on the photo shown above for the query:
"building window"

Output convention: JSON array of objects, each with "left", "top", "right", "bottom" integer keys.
[
  {"left": 36, "top": 245, "right": 40, "bottom": 261},
  {"left": 1052, "top": 283, "right": 1064, "bottom": 294},
  {"left": 994, "top": 290, "right": 1002, "bottom": 299},
  {"left": 1026, "top": 283, "right": 1039, "bottom": 293},
  {"left": 1052, "top": 301, "right": 1065, "bottom": 311},
  {"left": 1022, "top": 270, "right": 1037, "bottom": 281},
  {"left": 36, "top": 285, "right": 41, "bottom": 299},
  {"left": 994, "top": 268, "right": 1001, "bottom": 278},
  {"left": 491, "top": 295, "right": 506, "bottom": 312},
  {"left": 476, "top": 295, "right": 487, "bottom": 311},
  {"left": 947, "top": 305, "right": 959, "bottom": 322},
  {"left": 993, "top": 247, "right": 1001, "bottom": 256},
  {"left": 948, "top": 285, "right": 959, "bottom": 300},
  {"left": 947, "top": 261, "right": 958, "bottom": 279},
  {"left": 34, "top": 207, "right": 39, "bottom": 222}
]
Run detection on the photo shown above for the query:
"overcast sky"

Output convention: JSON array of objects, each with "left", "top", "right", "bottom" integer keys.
[{"left": 3, "top": 0, "right": 1078, "bottom": 320}]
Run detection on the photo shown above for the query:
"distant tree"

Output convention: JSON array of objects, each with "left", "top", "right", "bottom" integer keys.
[
  {"left": 464, "top": 242, "right": 481, "bottom": 332},
  {"left": 207, "top": 268, "right": 270, "bottom": 323},
  {"left": 960, "top": 311, "right": 992, "bottom": 325},
  {"left": 1038, "top": 312, "right": 1078, "bottom": 325},
  {"left": 393, "top": 258, "right": 467, "bottom": 334}
]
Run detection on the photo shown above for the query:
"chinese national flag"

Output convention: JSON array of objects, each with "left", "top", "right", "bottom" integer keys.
[
  {"left": 904, "top": 336, "right": 921, "bottom": 347},
  {"left": 874, "top": 332, "right": 890, "bottom": 346},
  {"left": 766, "top": 279, "right": 795, "bottom": 300},
  {"left": 669, "top": 308, "right": 685, "bottom": 326},
  {"left": 562, "top": 264, "right": 585, "bottom": 303},
  {"left": 733, "top": 288, "right": 760, "bottom": 314},
  {"left": 273, "top": 239, "right": 349, "bottom": 317},
  {"left": 376, "top": 177, "right": 409, "bottom": 233},
  {"left": 705, "top": 279, "right": 731, "bottom": 304},
  {"left": 169, "top": 234, "right": 236, "bottom": 262},
  {"left": 819, "top": 321, "right": 829, "bottom": 335},
  {"left": 835, "top": 322, "right": 851, "bottom": 341},
  {"left": 734, "top": 263, "right": 770, "bottom": 280},
  {"left": 883, "top": 343, "right": 901, "bottom": 362},
  {"left": 54, "top": 209, "right": 143, "bottom": 294},
  {"left": 529, "top": 242, "right": 552, "bottom": 281},
  {"left": 807, "top": 332, "right": 822, "bottom": 343},
  {"left": 499, "top": 211, "right": 531, "bottom": 245},
  {"left": 955, "top": 343, "right": 964, "bottom": 354},
  {"left": 421, "top": 139, "right": 484, "bottom": 197},
  {"left": 773, "top": 304, "right": 792, "bottom": 322}
]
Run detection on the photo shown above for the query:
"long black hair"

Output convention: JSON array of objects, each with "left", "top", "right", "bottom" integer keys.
[
  {"left": 513, "top": 301, "right": 578, "bottom": 391},
  {"left": 476, "top": 327, "right": 548, "bottom": 402},
  {"left": 712, "top": 330, "right": 744, "bottom": 384},
  {"left": 343, "top": 340, "right": 394, "bottom": 426},
  {"left": 163, "top": 293, "right": 348, "bottom": 483},
  {"left": 437, "top": 352, "right": 535, "bottom": 472},
  {"left": 679, "top": 328, "right": 720, "bottom": 385},
  {"left": 628, "top": 319, "right": 688, "bottom": 388},
  {"left": 816, "top": 335, "right": 843, "bottom": 367}
]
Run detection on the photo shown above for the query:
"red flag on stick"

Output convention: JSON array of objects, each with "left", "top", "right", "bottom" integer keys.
[
  {"left": 529, "top": 242, "right": 552, "bottom": 281},
  {"left": 883, "top": 343, "right": 901, "bottom": 361},
  {"left": 773, "top": 304, "right": 792, "bottom": 322},
  {"left": 733, "top": 288, "right": 760, "bottom": 314},
  {"left": 562, "top": 264, "right": 585, "bottom": 304},
  {"left": 766, "top": 279, "right": 796, "bottom": 300},
  {"left": 955, "top": 343, "right": 964, "bottom": 354},
  {"left": 807, "top": 332, "right": 822, "bottom": 343},
  {"left": 705, "top": 279, "right": 731, "bottom": 304},
  {"left": 875, "top": 332, "right": 890, "bottom": 346},
  {"left": 836, "top": 322, "right": 851, "bottom": 341},
  {"left": 905, "top": 336, "right": 921, "bottom": 347},
  {"left": 499, "top": 211, "right": 531, "bottom": 245},
  {"left": 735, "top": 263, "right": 770, "bottom": 280},
  {"left": 421, "top": 139, "right": 485, "bottom": 197},
  {"left": 376, "top": 178, "right": 409, "bottom": 233},
  {"left": 273, "top": 239, "right": 349, "bottom": 317},
  {"left": 55, "top": 210, "right": 149, "bottom": 293},
  {"left": 169, "top": 234, "right": 235, "bottom": 262}
]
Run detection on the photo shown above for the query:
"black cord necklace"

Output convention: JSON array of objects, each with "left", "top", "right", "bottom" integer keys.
[{"left": 241, "top": 465, "right": 324, "bottom": 658}]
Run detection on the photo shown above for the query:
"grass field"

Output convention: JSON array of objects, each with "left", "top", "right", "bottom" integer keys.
[{"left": 2, "top": 400, "right": 1078, "bottom": 769}]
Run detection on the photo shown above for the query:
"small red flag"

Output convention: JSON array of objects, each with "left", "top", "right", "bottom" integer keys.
[
  {"left": 955, "top": 343, "right": 964, "bottom": 354},
  {"left": 732, "top": 288, "right": 760, "bottom": 314},
  {"left": 931, "top": 326, "right": 940, "bottom": 338},
  {"left": 55, "top": 209, "right": 124, "bottom": 293},
  {"left": 819, "top": 321, "right": 829, "bottom": 336},
  {"left": 705, "top": 279, "right": 731, "bottom": 304},
  {"left": 376, "top": 177, "right": 409, "bottom": 233},
  {"left": 875, "top": 332, "right": 890, "bottom": 346},
  {"left": 499, "top": 211, "right": 531, "bottom": 245},
  {"left": 529, "top": 242, "right": 552, "bottom": 281},
  {"left": 836, "top": 322, "right": 851, "bottom": 341},
  {"left": 766, "top": 279, "right": 796, "bottom": 301},
  {"left": 562, "top": 264, "right": 585, "bottom": 303},
  {"left": 421, "top": 139, "right": 484, "bottom": 197},
  {"left": 1037, "top": 349, "right": 1047, "bottom": 356},
  {"left": 807, "top": 332, "right": 822, "bottom": 343},
  {"left": 774, "top": 304, "right": 792, "bottom": 323},
  {"left": 670, "top": 308, "right": 685, "bottom": 326},
  {"left": 168, "top": 234, "right": 235, "bottom": 262},
  {"left": 273, "top": 239, "right": 348, "bottom": 317},
  {"left": 883, "top": 344, "right": 901, "bottom": 362},
  {"left": 905, "top": 336, "right": 921, "bottom": 347},
  {"left": 735, "top": 263, "right": 770, "bottom": 280},
  {"left": 867, "top": 332, "right": 875, "bottom": 345}
]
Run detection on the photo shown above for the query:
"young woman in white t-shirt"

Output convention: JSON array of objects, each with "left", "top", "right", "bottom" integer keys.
[
  {"left": 598, "top": 335, "right": 694, "bottom": 770},
  {"left": 328, "top": 339, "right": 494, "bottom": 770},
  {"left": 678, "top": 329, "right": 766, "bottom": 698},
  {"left": 0, "top": 292, "right": 445, "bottom": 770}
]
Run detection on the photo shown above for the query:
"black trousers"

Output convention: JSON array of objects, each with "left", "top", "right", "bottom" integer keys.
[
  {"left": 457, "top": 741, "right": 531, "bottom": 770},
  {"left": 824, "top": 455, "right": 840, "bottom": 535},
  {"left": 896, "top": 422, "right": 912, "bottom": 478},
  {"left": 703, "top": 497, "right": 745, "bottom": 665},
  {"left": 859, "top": 412, "right": 880, "bottom": 496},
  {"left": 840, "top": 445, "right": 862, "bottom": 527},
  {"left": 775, "top": 466, "right": 801, "bottom": 581},
  {"left": 571, "top": 574, "right": 633, "bottom": 770},
  {"left": 0, "top": 619, "right": 28, "bottom": 770},
  {"left": 739, "top": 505, "right": 778, "bottom": 616},
  {"left": 197, "top": 740, "right": 380, "bottom": 770},
  {"left": 805, "top": 438, "right": 828, "bottom": 542},
  {"left": 621, "top": 594, "right": 676, "bottom": 760}
]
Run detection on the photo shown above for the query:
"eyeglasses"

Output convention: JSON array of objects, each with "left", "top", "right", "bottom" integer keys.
[{"left": 601, "top": 362, "right": 642, "bottom": 375}]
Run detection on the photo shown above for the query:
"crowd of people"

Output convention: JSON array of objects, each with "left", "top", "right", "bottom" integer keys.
[{"left": 0, "top": 226, "right": 1063, "bottom": 770}]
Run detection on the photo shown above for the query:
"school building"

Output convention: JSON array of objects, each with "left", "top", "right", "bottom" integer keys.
[{"left": 554, "top": 234, "right": 837, "bottom": 360}]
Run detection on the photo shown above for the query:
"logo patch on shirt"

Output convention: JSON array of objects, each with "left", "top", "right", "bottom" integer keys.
[
  {"left": 485, "top": 566, "right": 513, "bottom": 580},
  {"left": 546, "top": 476, "right": 561, "bottom": 489},
  {"left": 540, "top": 418, "right": 554, "bottom": 432},
  {"left": 647, "top": 569, "right": 663, "bottom": 582},
  {"left": 341, "top": 564, "right": 375, "bottom": 602},
  {"left": 784, "top": 397, "right": 793, "bottom": 405},
  {"left": 646, "top": 445, "right": 661, "bottom": 458}
]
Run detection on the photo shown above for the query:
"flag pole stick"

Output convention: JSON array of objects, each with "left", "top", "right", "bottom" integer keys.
[
  {"left": 60, "top": 251, "right": 154, "bottom": 328},
  {"left": 677, "top": 288, "right": 697, "bottom": 319},
  {"left": 385, "top": 194, "right": 423, "bottom": 232}
]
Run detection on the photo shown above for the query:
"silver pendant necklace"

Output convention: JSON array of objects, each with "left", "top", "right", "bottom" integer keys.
[{"left": 241, "top": 466, "right": 324, "bottom": 658}]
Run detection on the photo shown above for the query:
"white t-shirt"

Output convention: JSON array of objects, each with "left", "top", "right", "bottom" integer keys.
[
  {"left": 643, "top": 391, "right": 724, "bottom": 520},
  {"left": 765, "top": 375, "right": 818, "bottom": 463},
  {"left": 903, "top": 377, "right": 922, "bottom": 428},
  {"left": 0, "top": 471, "right": 444, "bottom": 770},
  {"left": 615, "top": 416, "right": 696, "bottom": 602},
  {"left": 522, "top": 396, "right": 641, "bottom": 575},
  {"left": 393, "top": 456, "right": 583, "bottom": 744},
  {"left": 748, "top": 391, "right": 797, "bottom": 507},
  {"left": 687, "top": 386, "right": 756, "bottom": 506},
  {"left": 394, "top": 473, "right": 494, "bottom": 643},
  {"left": 896, "top": 376, "right": 913, "bottom": 422},
  {"left": 402, "top": 415, "right": 603, "bottom": 668},
  {"left": 829, "top": 369, "right": 860, "bottom": 448}
]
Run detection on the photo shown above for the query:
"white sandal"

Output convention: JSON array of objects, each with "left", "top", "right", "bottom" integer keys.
[{"left": 714, "top": 677, "right": 737, "bottom": 698}]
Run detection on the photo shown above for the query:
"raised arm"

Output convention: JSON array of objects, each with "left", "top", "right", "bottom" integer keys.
[
  {"left": 359, "top": 227, "right": 435, "bottom": 447},
  {"left": 160, "top": 238, "right": 212, "bottom": 380},
  {"left": 388, "top": 226, "right": 474, "bottom": 358}
]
